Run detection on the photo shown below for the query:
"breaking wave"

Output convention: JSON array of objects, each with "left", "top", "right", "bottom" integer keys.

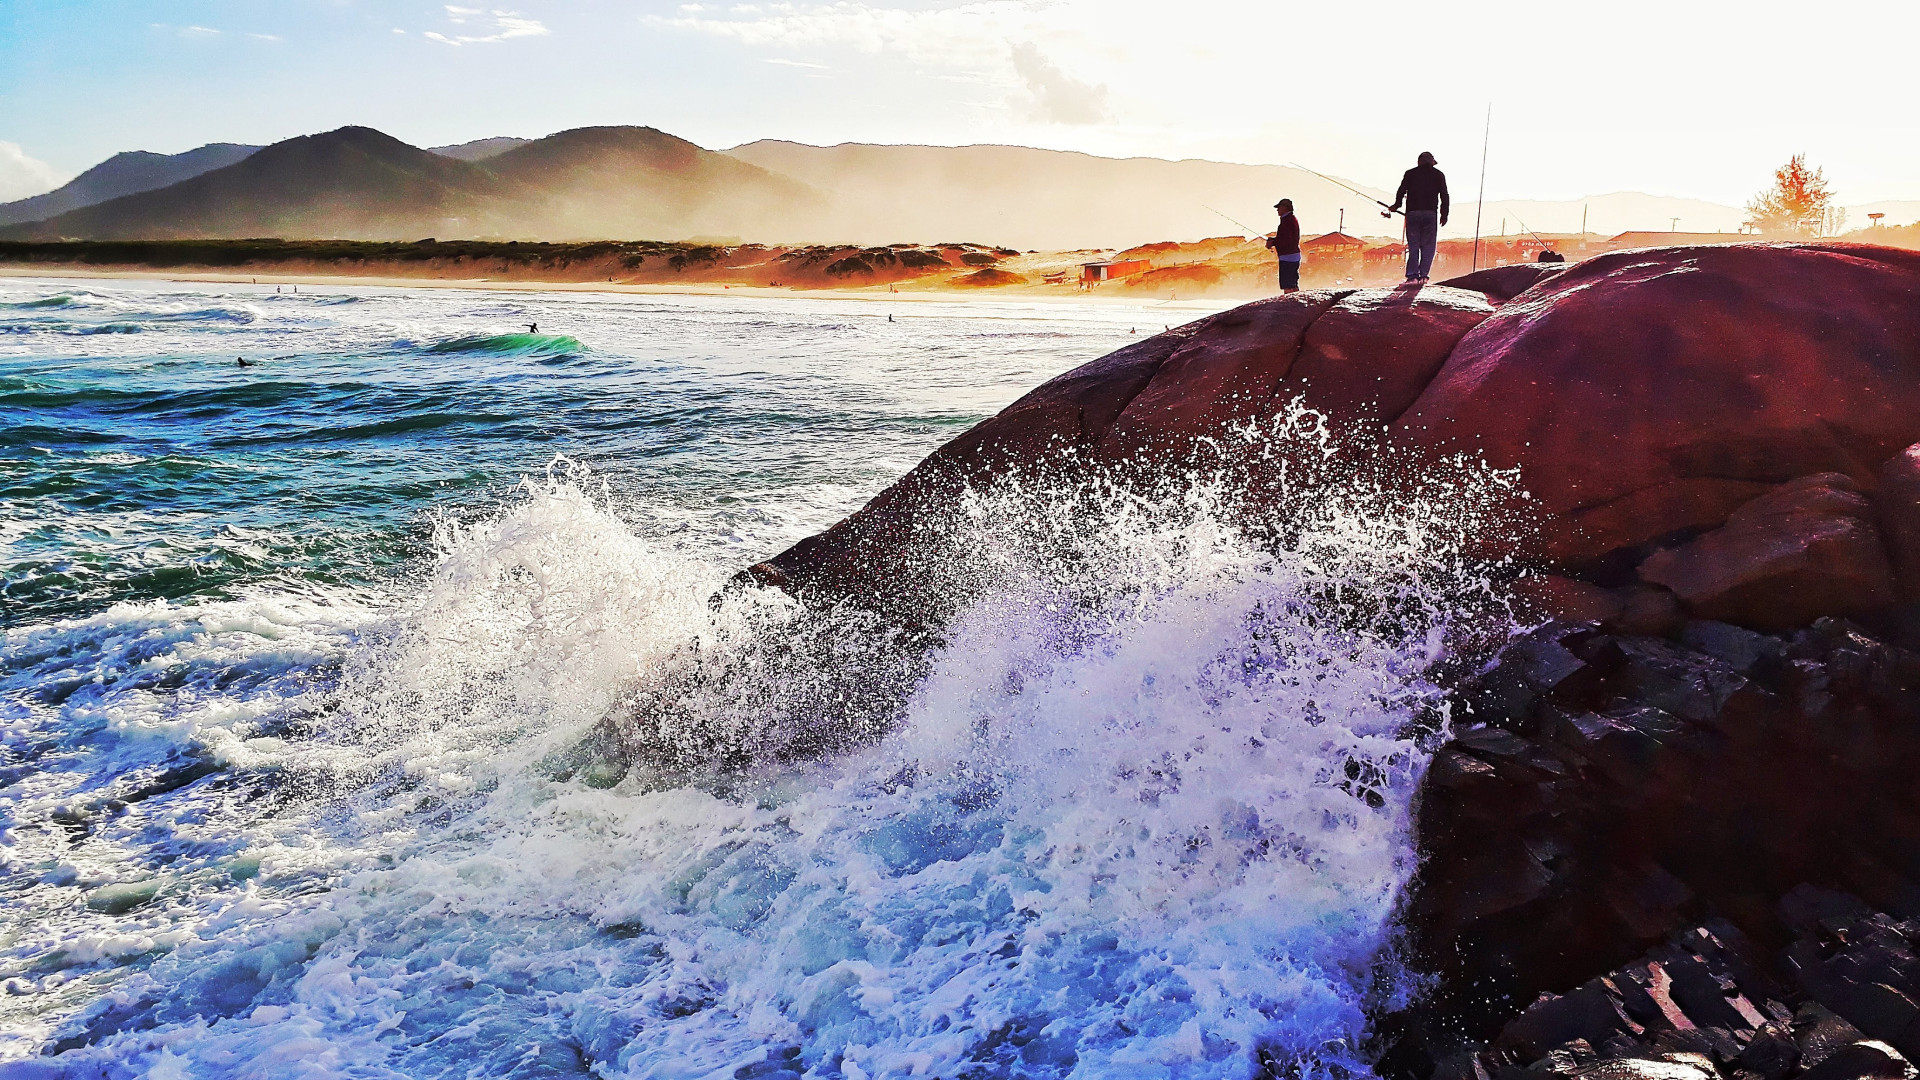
[
  {"left": 4, "top": 407, "right": 1521, "bottom": 1078},
  {"left": 425, "top": 332, "right": 587, "bottom": 357}
]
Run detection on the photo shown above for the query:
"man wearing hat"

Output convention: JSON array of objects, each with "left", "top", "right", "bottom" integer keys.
[
  {"left": 1265, "top": 198, "right": 1302, "bottom": 294},
  {"left": 1389, "top": 151, "right": 1450, "bottom": 282}
]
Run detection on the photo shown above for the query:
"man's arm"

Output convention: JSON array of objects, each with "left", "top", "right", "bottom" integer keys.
[
  {"left": 1439, "top": 173, "right": 1451, "bottom": 225},
  {"left": 1390, "top": 171, "right": 1410, "bottom": 212}
]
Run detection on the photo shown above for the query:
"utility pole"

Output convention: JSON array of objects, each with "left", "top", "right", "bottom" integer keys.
[
  {"left": 1582, "top": 204, "right": 1588, "bottom": 236},
  {"left": 1670, "top": 217, "right": 1680, "bottom": 232},
  {"left": 1339, "top": 208, "right": 1345, "bottom": 234}
]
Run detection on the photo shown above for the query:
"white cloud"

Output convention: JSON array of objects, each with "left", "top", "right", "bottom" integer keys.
[
  {"left": 183, "top": 25, "right": 220, "bottom": 35},
  {"left": 0, "top": 142, "right": 65, "bottom": 203},
  {"left": 763, "top": 58, "right": 829, "bottom": 69},
  {"left": 248, "top": 33, "right": 282, "bottom": 42},
  {"left": 425, "top": 5, "right": 550, "bottom": 46},
  {"left": 1009, "top": 41, "right": 1104, "bottom": 125}
]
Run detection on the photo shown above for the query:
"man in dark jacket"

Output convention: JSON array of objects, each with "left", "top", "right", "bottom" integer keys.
[
  {"left": 1389, "top": 152, "right": 1449, "bottom": 282},
  {"left": 1266, "top": 198, "right": 1302, "bottom": 293}
]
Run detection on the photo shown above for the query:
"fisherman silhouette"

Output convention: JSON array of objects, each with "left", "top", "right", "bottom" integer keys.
[
  {"left": 1267, "top": 198, "right": 1302, "bottom": 294},
  {"left": 1389, "top": 152, "right": 1450, "bottom": 283}
]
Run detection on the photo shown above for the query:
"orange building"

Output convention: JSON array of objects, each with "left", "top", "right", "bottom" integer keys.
[{"left": 1080, "top": 258, "right": 1153, "bottom": 283}]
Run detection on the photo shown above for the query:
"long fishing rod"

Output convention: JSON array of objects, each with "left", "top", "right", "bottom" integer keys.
[
  {"left": 1202, "top": 203, "right": 1261, "bottom": 235},
  {"left": 1290, "top": 162, "right": 1402, "bottom": 218},
  {"left": 1472, "top": 105, "right": 1491, "bottom": 271}
]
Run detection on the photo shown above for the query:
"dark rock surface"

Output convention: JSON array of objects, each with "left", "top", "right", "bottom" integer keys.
[{"left": 1388, "top": 614, "right": 1920, "bottom": 1080}]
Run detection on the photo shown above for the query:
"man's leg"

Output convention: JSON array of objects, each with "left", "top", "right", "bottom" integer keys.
[
  {"left": 1280, "top": 259, "right": 1300, "bottom": 292},
  {"left": 1411, "top": 213, "right": 1438, "bottom": 279}
]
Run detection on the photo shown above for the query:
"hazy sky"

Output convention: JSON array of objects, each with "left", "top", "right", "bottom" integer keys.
[{"left": 3, "top": 0, "right": 1916, "bottom": 206}]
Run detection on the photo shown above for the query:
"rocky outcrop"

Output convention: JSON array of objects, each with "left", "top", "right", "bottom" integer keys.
[
  {"left": 1638, "top": 476, "right": 1897, "bottom": 631},
  {"left": 1389, "top": 616, "right": 1920, "bottom": 1079},
  {"left": 755, "top": 244, "right": 1920, "bottom": 629},
  {"left": 739, "top": 245, "right": 1920, "bottom": 1079}
]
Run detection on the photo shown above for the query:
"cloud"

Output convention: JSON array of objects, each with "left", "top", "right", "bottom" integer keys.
[
  {"left": 763, "top": 58, "right": 830, "bottom": 69},
  {"left": 424, "top": 6, "right": 550, "bottom": 45},
  {"left": 0, "top": 142, "right": 65, "bottom": 203},
  {"left": 1009, "top": 41, "right": 1106, "bottom": 124},
  {"left": 248, "top": 33, "right": 283, "bottom": 42},
  {"left": 647, "top": 1, "right": 1042, "bottom": 67},
  {"left": 183, "top": 25, "right": 220, "bottom": 35}
]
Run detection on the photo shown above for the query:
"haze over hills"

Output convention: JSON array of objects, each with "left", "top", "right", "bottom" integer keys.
[
  {"left": 0, "top": 143, "right": 259, "bottom": 227},
  {"left": 0, "top": 126, "right": 818, "bottom": 244},
  {"left": 2, "top": 123, "right": 1910, "bottom": 248},
  {"left": 429, "top": 137, "right": 531, "bottom": 162}
]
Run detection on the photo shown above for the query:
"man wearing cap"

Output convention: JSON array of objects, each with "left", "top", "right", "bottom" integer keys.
[
  {"left": 1389, "top": 152, "right": 1450, "bottom": 282},
  {"left": 1265, "top": 198, "right": 1302, "bottom": 294}
]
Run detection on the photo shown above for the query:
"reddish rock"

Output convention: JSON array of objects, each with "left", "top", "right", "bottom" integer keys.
[
  {"left": 1438, "top": 262, "right": 1568, "bottom": 301},
  {"left": 1279, "top": 286, "right": 1495, "bottom": 427},
  {"left": 757, "top": 244, "right": 1920, "bottom": 614},
  {"left": 1876, "top": 443, "right": 1920, "bottom": 601},
  {"left": 1637, "top": 474, "right": 1896, "bottom": 631},
  {"left": 1514, "top": 573, "right": 1624, "bottom": 626},
  {"left": 1397, "top": 244, "right": 1920, "bottom": 564},
  {"left": 1098, "top": 292, "right": 1337, "bottom": 457}
]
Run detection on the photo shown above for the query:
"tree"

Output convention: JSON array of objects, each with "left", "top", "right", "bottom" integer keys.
[{"left": 1745, "top": 155, "right": 1836, "bottom": 237}]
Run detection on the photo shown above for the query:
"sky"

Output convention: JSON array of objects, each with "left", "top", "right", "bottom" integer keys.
[{"left": 3, "top": 0, "right": 1918, "bottom": 208}]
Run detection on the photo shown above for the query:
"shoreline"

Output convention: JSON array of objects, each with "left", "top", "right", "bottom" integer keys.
[{"left": 0, "top": 264, "right": 1242, "bottom": 310}]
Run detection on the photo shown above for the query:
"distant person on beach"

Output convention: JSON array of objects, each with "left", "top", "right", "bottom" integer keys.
[
  {"left": 1266, "top": 199, "right": 1302, "bottom": 294},
  {"left": 1389, "top": 152, "right": 1450, "bottom": 282}
]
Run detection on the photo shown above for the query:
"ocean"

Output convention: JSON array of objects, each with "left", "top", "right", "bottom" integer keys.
[{"left": 0, "top": 276, "right": 1495, "bottom": 1079}]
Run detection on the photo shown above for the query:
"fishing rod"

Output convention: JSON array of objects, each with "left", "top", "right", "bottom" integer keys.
[
  {"left": 1290, "top": 162, "right": 1402, "bottom": 218},
  {"left": 1202, "top": 203, "right": 1261, "bottom": 235}
]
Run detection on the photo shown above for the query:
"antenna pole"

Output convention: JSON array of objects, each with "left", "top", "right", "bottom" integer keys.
[{"left": 1472, "top": 104, "right": 1491, "bottom": 272}]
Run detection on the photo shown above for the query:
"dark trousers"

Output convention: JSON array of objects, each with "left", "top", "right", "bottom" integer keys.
[
  {"left": 1277, "top": 257, "right": 1300, "bottom": 291},
  {"left": 1405, "top": 212, "right": 1439, "bottom": 279}
]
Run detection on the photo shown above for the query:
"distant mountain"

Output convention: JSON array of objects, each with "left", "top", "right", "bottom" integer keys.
[
  {"left": 725, "top": 141, "right": 1757, "bottom": 249},
  {"left": 726, "top": 140, "right": 1342, "bottom": 250},
  {"left": 430, "top": 137, "right": 529, "bottom": 162},
  {"left": 481, "top": 126, "right": 818, "bottom": 241},
  {"left": 0, "top": 143, "right": 259, "bottom": 227},
  {"left": 1, "top": 126, "right": 818, "bottom": 243},
  {"left": 2, "top": 127, "right": 502, "bottom": 241}
]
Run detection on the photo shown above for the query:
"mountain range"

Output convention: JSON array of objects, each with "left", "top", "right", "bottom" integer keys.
[{"left": 1, "top": 125, "right": 1900, "bottom": 249}]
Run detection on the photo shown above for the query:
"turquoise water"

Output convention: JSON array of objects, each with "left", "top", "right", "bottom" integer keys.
[{"left": 0, "top": 277, "right": 1489, "bottom": 1079}]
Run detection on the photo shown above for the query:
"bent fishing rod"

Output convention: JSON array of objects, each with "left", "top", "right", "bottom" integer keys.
[{"left": 1290, "top": 162, "right": 1402, "bottom": 218}]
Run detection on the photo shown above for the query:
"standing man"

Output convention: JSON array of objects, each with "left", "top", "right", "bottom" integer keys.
[
  {"left": 1266, "top": 198, "right": 1302, "bottom": 294},
  {"left": 1389, "top": 152, "right": 1449, "bottom": 282}
]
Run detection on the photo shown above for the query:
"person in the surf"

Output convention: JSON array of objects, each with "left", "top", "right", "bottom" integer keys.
[
  {"left": 235, "top": 357, "right": 253, "bottom": 367},
  {"left": 526, "top": 322, "right": 538, "bottom": 333},
  {"left": 1389, "top": 152, "right": 1450, "bottom": 282},
  {"left": 1265, "top": 198, "right": 1302, "bottom": 294}
]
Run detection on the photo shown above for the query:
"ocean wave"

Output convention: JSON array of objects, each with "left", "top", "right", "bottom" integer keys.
[
  {"left": 6, "top": 424, "right": 1520, "bottom": 1077},
  {"left": 1, "top": 294, "right": 78, "bottom": 309},
  {"left": 423, "top": 332, "right": 588, "bottom": 357}
]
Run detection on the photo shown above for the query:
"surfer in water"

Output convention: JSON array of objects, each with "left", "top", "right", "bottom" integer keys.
[
  {"left": 526, "top": 322, "right": 538, "bottom": 334},
  {"left": 235, "top": 357, "right": 254, "bottom": 368}
]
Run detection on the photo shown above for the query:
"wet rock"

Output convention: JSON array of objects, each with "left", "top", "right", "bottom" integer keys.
[
  {"left": 1639, "top": 476, "right": 1897, "bottom": 632},
  {"left": 1280, "top": 287, "right": 1495, "bottom": 427}
]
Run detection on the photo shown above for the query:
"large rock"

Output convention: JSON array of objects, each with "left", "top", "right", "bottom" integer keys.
[
  {"left": 1396, "top": 244, "right": 1920, "bottom": 565},
  {"left": 756, "top": 244, "right": 1920, "bottom": 617},
  {"left": 1637, "top": 475, "right": 1896, "bottom": 631},
  {"left": 1877, "top": 444, "right": 1920, "bottom": 601}
]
